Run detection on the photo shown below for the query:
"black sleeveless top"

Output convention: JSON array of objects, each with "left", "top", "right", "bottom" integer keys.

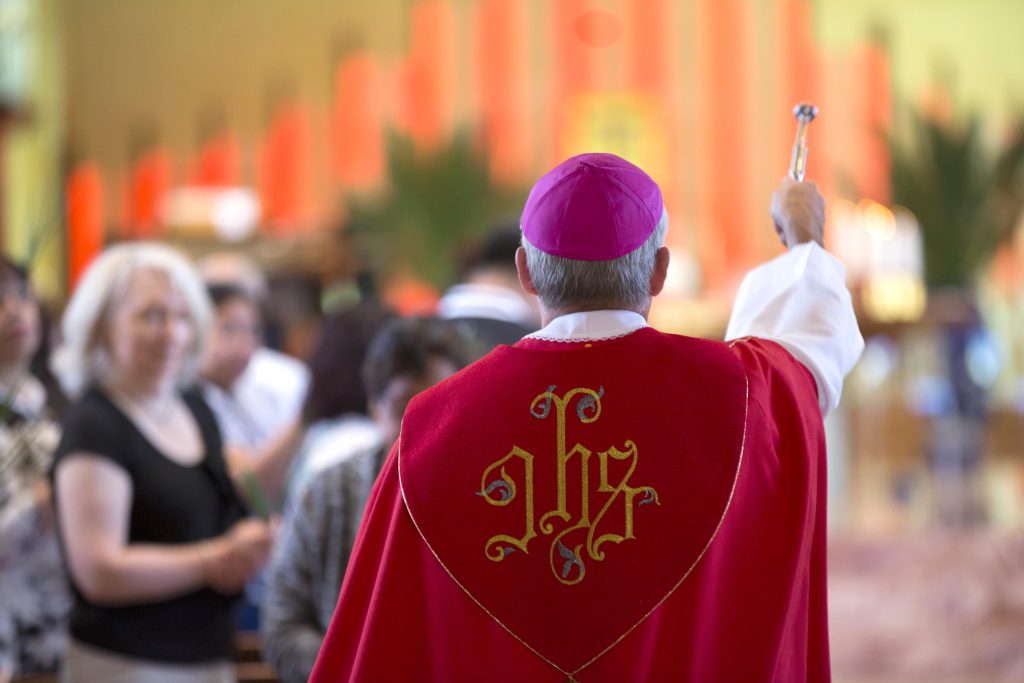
[{"left": 52, "top": 386, "right": 247, "bottom": 663}]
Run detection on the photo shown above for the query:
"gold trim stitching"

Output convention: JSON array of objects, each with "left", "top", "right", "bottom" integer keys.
[
  {"left": 399, "top": 441, "right": 575, "bottom": 679},
  {"left": 567, "top": 372, "right": 749, "bottom": 676}
]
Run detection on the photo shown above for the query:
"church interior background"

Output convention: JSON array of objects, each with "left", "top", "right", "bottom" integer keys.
[{"left": 2, "top": 0, "right": 1023, "bottom": 680}]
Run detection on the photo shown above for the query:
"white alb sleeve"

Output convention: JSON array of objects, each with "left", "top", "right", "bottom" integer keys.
[{"left": 725, "top": 242, "right": 864, "bottom": 415}]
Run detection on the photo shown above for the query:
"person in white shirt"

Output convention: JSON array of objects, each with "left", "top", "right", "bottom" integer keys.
[
  {"left": 197, "top": 253, "right": 310, "bottom": 630},
  {"left": 197, "top": 253, "right": 310, "bottom": 457},
  {"left": 198, "top": 284, "right": 265, "bottom": 450},
  {"left": 438, "top": 223, "right": 540, "bottom": 360}
]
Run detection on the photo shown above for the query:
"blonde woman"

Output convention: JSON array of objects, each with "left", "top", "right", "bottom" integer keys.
[{"left": 51, "top": 243, "right": 282, "bottom": 683}]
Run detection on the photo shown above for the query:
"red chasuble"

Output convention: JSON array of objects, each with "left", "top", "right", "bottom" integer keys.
[{"left": 311, "top": 329, "right": 830, "bottom": 682}]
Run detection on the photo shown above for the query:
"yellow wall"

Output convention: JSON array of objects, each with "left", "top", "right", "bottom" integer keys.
[
  {"left": 3, "top": 0, "right": 66, "bottom": 301},
  {"left": 62, "top": 0, "right": 419, "bottom": 220},
  {"left": 818, "top": 0, "right": 1024, "bottom": 130}
]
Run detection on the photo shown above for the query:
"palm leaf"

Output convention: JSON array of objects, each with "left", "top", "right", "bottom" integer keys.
[
  {"left": 889, "top": 110, "right": 1024, "bottom": 288},
  {"left": 347, "top": 132, "right": 529, "bottom": 288}
]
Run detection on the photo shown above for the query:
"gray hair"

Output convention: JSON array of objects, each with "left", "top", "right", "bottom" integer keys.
[
  {"left": 52, "top": 242, "right": 212, "bottom": 398},
  {"left": 522, "top": 209, "right": 668, "bottom": 312}
]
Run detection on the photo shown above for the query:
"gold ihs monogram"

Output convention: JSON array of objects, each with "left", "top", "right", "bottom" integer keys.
[{"left": 476, "top": 385, "right": 660, "bottom": 585}]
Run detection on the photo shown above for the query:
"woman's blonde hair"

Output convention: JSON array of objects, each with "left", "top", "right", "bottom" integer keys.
[{"left": 52, "top": 242, "right": 213, "bottom": 397}]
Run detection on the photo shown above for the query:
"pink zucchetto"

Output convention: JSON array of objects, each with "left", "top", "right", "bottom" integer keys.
[{"left": 521, "top": 152, "right": 663, "bottom": 261}]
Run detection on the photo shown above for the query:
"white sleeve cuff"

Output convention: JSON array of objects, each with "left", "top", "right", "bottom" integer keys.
[{"left": 725, "top": 242, "right": 864, "bottom": 415}]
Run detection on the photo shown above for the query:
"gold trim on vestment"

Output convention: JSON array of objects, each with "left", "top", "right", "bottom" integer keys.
[{"left": 398, "top": 358, "right": 751, "bottom": 681}]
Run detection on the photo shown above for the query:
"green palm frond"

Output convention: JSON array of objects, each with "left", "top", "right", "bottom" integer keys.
[
  {"left": 348, "top": 132, "right": 529, "bottom": 288},
  {"left": 889, "top": 111, "right": 1024, "bottom": 288}
]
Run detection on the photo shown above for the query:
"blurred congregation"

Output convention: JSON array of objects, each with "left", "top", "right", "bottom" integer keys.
[
  {"left": 2, "top": 1, "right": 1024, "bottom": 682},
  {"left": 0, "top": 223, "right": 531, "bottom": 683}
]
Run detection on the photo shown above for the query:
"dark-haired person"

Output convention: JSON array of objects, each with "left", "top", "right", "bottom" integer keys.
[
  {"left": 0, "top": 256, "right": 70, "bottom": 681},
  {"left": 198, "top": 284, "right": 264, "bottom": 452},
  {"left": 439, "top": 222, "right": 540, "bottom": 360},
  {"left": 197, "top": 283, "right": 287, "bottom": 631},
  {"left": 197, "top": 252, "right": 310, "bottom": 451},
  {"left": 261, "top": 317, "right": 467, "bottom": 683},
  {"left": 283, "top": 300, "right": 395, "bottom": 502}
]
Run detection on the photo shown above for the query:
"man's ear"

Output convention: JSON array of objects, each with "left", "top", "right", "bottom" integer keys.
[
  {"left": 649, "top": 246, "right": 670, "bottom": 297},
  {"left": 515, "top": 247, "right": 538, "bottom": 296}
]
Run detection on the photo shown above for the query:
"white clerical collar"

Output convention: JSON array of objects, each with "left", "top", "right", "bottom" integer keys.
[{"left": 524, "top": 309, "right": 647, "bottom": 342}]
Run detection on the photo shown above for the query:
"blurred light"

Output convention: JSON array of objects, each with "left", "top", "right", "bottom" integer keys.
[
  {"left": 965, "top": 330, "right": 1001, "bottom": 389},
  {"left": 861, "top": 200, "right": 896, "bottom": 240},
  {"left": 892, "top": 207, "right": 924, "bottom": 279},
  {"left": 857, "top": 335, "right": 899, "bottom": 390},
  {"left": 862, "top": 275, "right": 927, "bottom": 323},
  {"left": 211, "top": 189, "right": 260, "bottom": 242},
  {"left": 832, "top": 200, "right": 926, "bottom": 322},
  {"left": 830, "top": 199, "right": 865, "bottom": 281},
  {"left": 663, "top": 246, "right": 700, "bottom": 297},
  {"left": 831, "top": 198, "right": 858, "bottom": 228},
  {"left": 907, "top": 375, "right": 956, "bottom": 416},
  {"left": 160, "top": 187, "right": 260, "bottom": 242}
]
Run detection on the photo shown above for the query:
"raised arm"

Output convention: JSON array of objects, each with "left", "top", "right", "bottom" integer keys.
[{"left": 726, "top": 178, "right": 864, "bottom": 414}]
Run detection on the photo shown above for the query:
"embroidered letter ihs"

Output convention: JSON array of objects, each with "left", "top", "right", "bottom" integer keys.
[{"left": 476, "top": 385, "right": 660, "bottom": 585}]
